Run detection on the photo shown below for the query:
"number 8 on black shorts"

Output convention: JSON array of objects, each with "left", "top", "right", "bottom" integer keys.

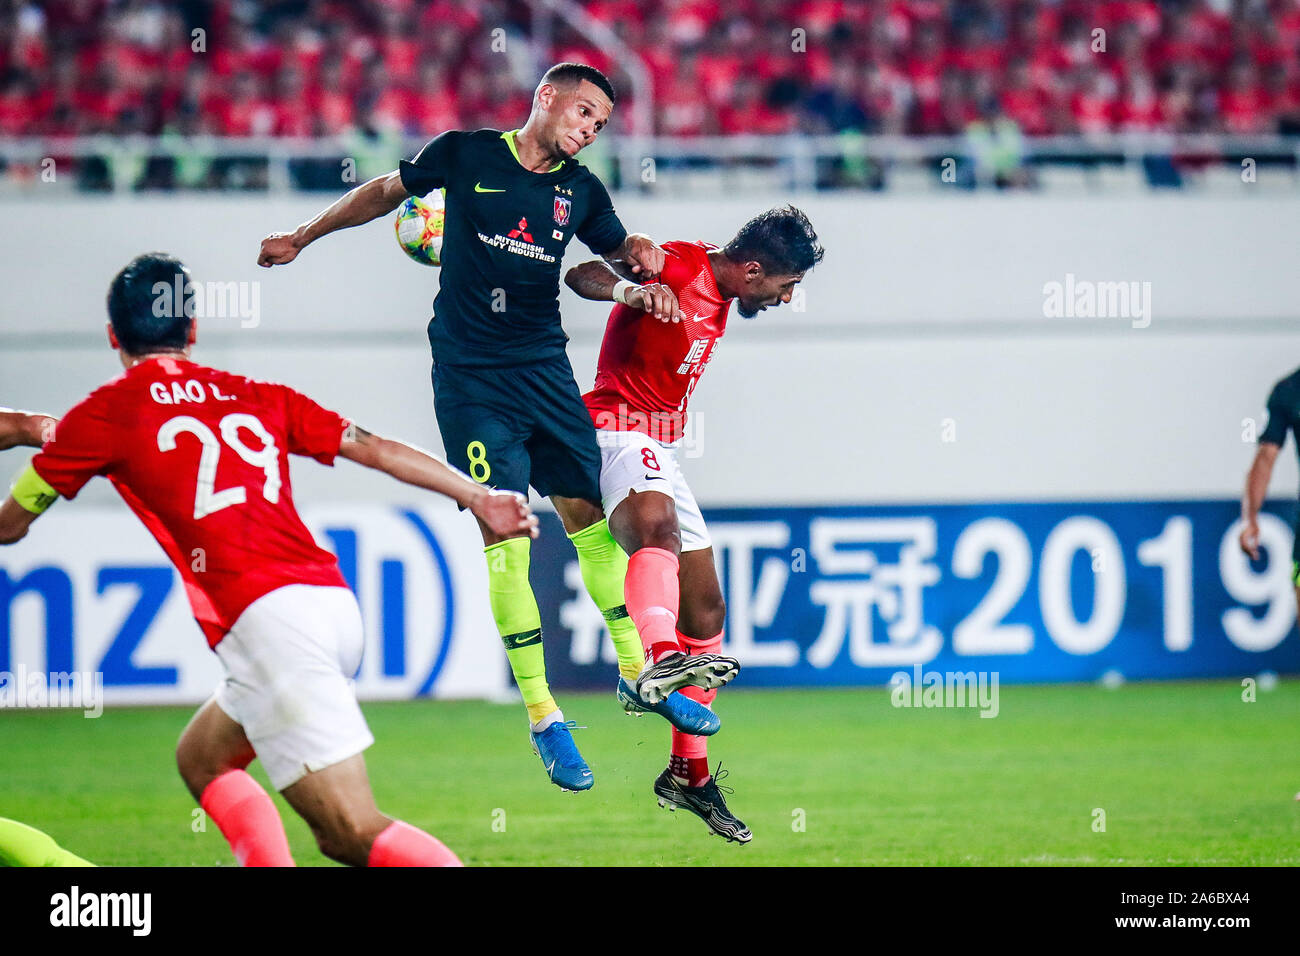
[{"left": 431, "top": 354, "right": 603, "bottom": 504}]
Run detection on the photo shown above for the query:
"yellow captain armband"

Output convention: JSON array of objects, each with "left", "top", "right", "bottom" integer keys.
[{"left": 11, "top": 462, "right": 59, "bottom": 515}]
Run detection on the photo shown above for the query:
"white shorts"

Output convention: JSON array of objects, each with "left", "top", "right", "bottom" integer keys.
[
  {"left": 213, "top": 584, "right": 374, "bottom": 791},
  {"left": 596, "top": 429, "right": 711, "bottom": 552}
]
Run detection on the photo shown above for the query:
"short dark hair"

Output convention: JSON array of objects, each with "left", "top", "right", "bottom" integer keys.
[
  {"left": 542, "top": 62, "right": 616, "bottom": 104},
  {"left": 723, "top": 205, "right": 825, "bottom": 275},
  {"left": 107, "top": 253, "right": 194, "bottom": 355}
]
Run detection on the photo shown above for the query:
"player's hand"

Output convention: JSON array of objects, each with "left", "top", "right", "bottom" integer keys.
[
  {"left": 628, "top": 283, "right": 682, "bottom": 323},
  {"left": 622, "top": 233, "right": 665, "bottom": 279},
  {"left": 471, "top": 489, "right": 539, "bottom": 539},
  {"left": 1238, "top": 519, "right": 1262, "bottom": 561},
  {"left": 257, "top": 231, "right": 302, "bottom": 268}
]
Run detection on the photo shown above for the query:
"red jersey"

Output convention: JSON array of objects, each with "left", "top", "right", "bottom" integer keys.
[
  {"left": 32, "top": 358, "right": 349, "bottom": 648},
  {"left": 584, "top": 240, "right": 731, "bottom": 444}
]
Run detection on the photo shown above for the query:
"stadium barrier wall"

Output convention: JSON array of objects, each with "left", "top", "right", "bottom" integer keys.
[{"left": 2, "top": 194, "right": 1300, "bottom": 333}]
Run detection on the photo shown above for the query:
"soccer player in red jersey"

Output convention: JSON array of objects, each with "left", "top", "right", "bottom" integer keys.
[
  {"left": 566, "top": 206, "right": 824, "bottom": 843},
  {"left": 0, "top": 253, "right": 537, "bottom": 867}
]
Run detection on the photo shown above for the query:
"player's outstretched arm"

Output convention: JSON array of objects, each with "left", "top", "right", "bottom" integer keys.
[
  {"left": 564, "top": 260, "right": 682, "bottom": 323},
  {"left": 257, "top": 171, "right": 410, "bottom": 267},
  {"left": 338, "top": 424, "right": 538, "bottom": 539},
  {"left": 0, "top": 496, "right": 39, "bottom": 544},
  {"left": 1239, "top": 441, "right": 1280, "bottom": 559},
  {"left": 0, "top": 462, "right": 58, "bottom": 545},
  {"left": 0, "top": 409, "right": 56, "bottom": 450}
]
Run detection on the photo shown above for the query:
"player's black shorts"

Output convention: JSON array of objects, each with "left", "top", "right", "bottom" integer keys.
[{"left": 432, "top": 354, "right": 602, "bottom": 503}]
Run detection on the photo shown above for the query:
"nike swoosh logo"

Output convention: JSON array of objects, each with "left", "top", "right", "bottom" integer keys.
[
  {"left": 475, "top": 183, "right": 506, "bottom": 193},
  {"left": 645, "top": 474, "right": 667, "bottom": 481}
]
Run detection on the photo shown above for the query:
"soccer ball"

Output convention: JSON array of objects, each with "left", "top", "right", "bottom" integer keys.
[{"left": 394, "top": 188, "right": 445, "bottom": 266}]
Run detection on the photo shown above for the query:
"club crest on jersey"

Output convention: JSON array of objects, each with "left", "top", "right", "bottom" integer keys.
[{"left": 553, "top": 196, "right": 571, "bottom": 226}]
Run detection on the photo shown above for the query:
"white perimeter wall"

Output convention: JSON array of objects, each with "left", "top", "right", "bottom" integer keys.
[{"left": 1, "top": 192, "right": 1297, "bottom": 506}]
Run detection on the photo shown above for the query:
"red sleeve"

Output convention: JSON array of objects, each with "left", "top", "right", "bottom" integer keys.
[
  {"left": 658, "top": 241, "right": 703, "bottom": 294},
  {"left": 30, "top": 389, "right": 117, "bottom": 499},
  {"left": 279, "top": 384, "right": 348, "bottom": 465}
]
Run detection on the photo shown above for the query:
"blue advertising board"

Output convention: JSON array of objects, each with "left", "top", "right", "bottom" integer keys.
[{"left": 531, "top": 500, "right": 1300, "bottom": 689}]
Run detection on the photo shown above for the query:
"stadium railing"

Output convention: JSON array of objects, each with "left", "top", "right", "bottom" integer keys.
[{"left": 1, "top": 133, "right": 1297, "bottom": 194}]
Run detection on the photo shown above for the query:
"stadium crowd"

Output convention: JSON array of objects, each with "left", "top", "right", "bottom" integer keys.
[{"left": 2, "top": 0, "right": 1300, "bottom": 141}]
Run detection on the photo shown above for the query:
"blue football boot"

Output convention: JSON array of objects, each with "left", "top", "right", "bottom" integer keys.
[
  {"left": 617, "top": 677, "right": 721, "bottom": 736},
  {"left": 529, "top": 719, "right": 594, "bottom": 792}
]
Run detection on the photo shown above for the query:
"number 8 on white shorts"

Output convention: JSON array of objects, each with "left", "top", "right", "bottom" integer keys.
[{"left": 594, "top": 429, "right": 711, "bottom": 552}]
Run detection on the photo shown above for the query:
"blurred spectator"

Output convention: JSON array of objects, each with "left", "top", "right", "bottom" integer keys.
[
  {"left": 966, "top": 95, "right": 1033, "bottom": 188},
  {"left": 0, "top": 0, "right": 1297, "bottom": 144}
]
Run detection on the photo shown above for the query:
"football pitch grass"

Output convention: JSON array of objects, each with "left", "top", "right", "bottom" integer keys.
[{"left": 3, "top": 681, "right": 1297, "bottom": 866}]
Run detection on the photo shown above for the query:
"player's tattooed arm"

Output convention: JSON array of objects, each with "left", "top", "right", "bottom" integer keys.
[
  {"left": 564, "top": 260, "right": 682, "bottom": 323},
  {"left": 338, "top": 423, "right": 538, "bottom": 538},
  {"left": 0, "top": 409, "right": 57, "bottom": 450},
  {"left": 257, "top": 171, "right": 410, "bottom": 267},
  {"left": 606, "top": 232, "right": 666, "bottom": 278},
  {"left": 1239, "top": 440, "right": 1281, "bottom": 560}
]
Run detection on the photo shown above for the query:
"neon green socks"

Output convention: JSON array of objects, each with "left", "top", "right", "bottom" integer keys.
[
  {"left": 485, "top": 536, "right": 558, "bottom": 724},
  {"left": 568, "top": 518, "right": 645, "bottom": 682},
  {"left": 0, "top": 817, "right": 95, "bottom": 867}
]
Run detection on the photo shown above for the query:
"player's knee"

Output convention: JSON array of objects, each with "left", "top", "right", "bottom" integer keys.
[
  {"left": 632, "top": 517, "right": 681, "bottom": 554},
  {"left": 555, "top": 496, "right": 605, "bottom": 535}
]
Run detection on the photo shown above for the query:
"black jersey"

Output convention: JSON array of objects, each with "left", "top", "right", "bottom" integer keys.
[
  {"left": 1261, "top": 366, "right": 1300, "bottom": 491},
  {"left": 399, "top": 128, "right": 628, "bottom": 367}
]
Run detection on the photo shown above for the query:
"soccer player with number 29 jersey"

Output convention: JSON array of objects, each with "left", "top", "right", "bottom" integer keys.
[
  {"left": 567, "top": 206, "right": 824, "bottom": 842},
  {"left": 0, "top": 253, "right": 538, "bottom": 867}
]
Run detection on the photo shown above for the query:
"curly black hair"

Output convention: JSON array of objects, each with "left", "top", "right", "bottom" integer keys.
[{"left": 723, "top": 205, "right": 825, "bottom": 275}]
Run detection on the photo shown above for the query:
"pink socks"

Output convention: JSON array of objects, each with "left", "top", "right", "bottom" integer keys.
[
  {"left": 368, "top": 820, "right": 463, "bottom": 867},
  {"left": 200, "top": 770, "right": 295, "bottom": 867},
  {"left": 626, "top": 547, "right": 681, "bottom": 663},
  {"left": 670, "top": 629, "right": 723, "bottom": 787}
]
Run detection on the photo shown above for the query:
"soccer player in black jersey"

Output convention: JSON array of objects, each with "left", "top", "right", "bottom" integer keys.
[
  {"left": 1240, "top": 365, "right": 1300, "bottom": 619},
  {"left": 258, "top": 63, "right": 727, "bottom": 792}
]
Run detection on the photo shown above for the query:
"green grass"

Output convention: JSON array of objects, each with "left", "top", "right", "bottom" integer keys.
[{"left": 3, "top": 681, "right": 1298, "bottom": 866}]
